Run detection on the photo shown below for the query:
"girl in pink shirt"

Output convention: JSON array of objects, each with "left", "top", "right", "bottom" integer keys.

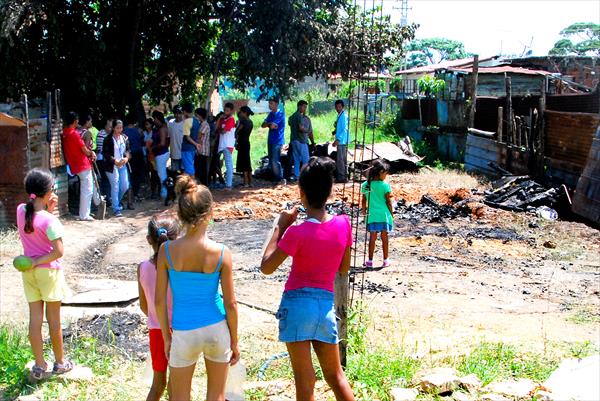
[
  {"left": 16, "top": 168, "right": 73, "bottom": 380},
  {"left": 138, "top": 213, "right": 179, "bottom": 401},
  {"left": 261, "top": 157, "right": 355, "bottom": 401}
]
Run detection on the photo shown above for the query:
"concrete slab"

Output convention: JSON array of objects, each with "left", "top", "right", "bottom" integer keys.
[{"left": 63, "top": 279, "right": 138, "bottom": 305}]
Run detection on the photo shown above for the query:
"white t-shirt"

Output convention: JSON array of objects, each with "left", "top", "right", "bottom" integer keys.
[{"left": 168, "top": 120, "right": 185, "bottom": 159}]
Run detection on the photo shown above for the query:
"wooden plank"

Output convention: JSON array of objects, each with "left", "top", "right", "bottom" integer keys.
[
  {"left": 469, "top": 55, "right": 479, "bottom": 128},
  {"left": 334, "top": 272, "right": 349, "bottom": 367}
]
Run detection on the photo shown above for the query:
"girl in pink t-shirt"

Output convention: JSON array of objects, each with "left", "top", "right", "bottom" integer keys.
[
  {"left": 138, "top": 213, "right": 179, "bottom": 401},
  {"left": 16, "top": 168, "right": 73, "bottom": 380},
  {"left": 261, "top": 157, "right": 355, "bottom": 401}
]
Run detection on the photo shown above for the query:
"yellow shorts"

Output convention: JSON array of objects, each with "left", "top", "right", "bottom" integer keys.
[{"left": 22, "top": 268, "right": 70, "bottom": 303}]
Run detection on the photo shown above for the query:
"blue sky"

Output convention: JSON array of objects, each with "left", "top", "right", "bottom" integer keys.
[{"left": 382, "top": 0, "right": 600, "bottom": 57}]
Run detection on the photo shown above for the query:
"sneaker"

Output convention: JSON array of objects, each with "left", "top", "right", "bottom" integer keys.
[
  {"left": 363, "top": 260, "right": 373, "bottom": 268},
  {"left": 114, "top": 211, "right": 123, "bottom": 218},
  {"left": 52, "top": 360, "right": 74, "bottom": 375},
  {"left": 79, "top": 216, "right": 94, "bottom": 222},
  {"left": 383, "top": 259, "right": 391, "bottom": 268},
  {"left": 279, "top": 179, "right": 287, "bottom": 186}
]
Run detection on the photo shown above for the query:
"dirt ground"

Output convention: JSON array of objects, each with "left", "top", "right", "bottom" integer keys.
[{"left": 1, "top": 169, "right": 599, "bottom": 399}]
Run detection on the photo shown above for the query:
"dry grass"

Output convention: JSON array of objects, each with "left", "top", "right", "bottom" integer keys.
[
  {"left": 390, "top": 168, "right": 484, "bottom": 190},
  {"left": 0, "top": 227, "right": 21, "bottom": 259}
]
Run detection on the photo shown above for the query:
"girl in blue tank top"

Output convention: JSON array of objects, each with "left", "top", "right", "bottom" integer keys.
[{"left": 155, "top": 175, "right": 239, "bottom": 401}]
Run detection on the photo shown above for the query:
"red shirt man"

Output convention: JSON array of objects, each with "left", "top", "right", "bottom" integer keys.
[{"left": 63, "top": 126, "right": 94, "bottom": 174}]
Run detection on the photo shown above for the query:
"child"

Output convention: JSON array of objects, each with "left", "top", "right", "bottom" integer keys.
[
  {"left": 16, "top": 168, "right": 73, "bottom": 380},
  {"left": 361, "top": 159, "right": 393, "bottom": 268},
  {"left": 261, "top": 157, "right": 355, "bottom": 401},
  {"left": 138, "top": 214, "right": 180, "bottom": 401},
  {"left": 155, "top": 175, "right": 240, "bottom": 401}
]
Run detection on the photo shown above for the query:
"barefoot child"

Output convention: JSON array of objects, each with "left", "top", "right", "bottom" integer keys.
[
  {"left": 137, "top": 214, "right": 180, "bottom": 401},
  {"left": 261, "top": 157, "right": 355, "bottom": 401},
  {"left": 155, "top": 176, "right": 240, "bottom": 401},
  {"left": 361, "top": 159, "right": 393, "bottom": 268},
  {"left": 16, "top": 168, "right": 72, "bottom": 380}
]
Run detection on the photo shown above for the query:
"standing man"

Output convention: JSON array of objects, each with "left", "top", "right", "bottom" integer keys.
[
  {"left": 332, "top": 99, "right": 349, "bottom": 183},
  {"left": 261, "top": 98, "right": 286, "bottom": 185},
  {"left": 194, "top": 108, "right": 211, "bottom": 186},
  {"left": 168, "top": 105, "right": 184, "bottom": 171},
  {"left": 218, "top": 102, "right": 236, "bottom": 189},
  {"left": 181, "top": 103, "right": 202, "bottom": 176},
  {"left": 288, "top": 100, "right": 315, "bottom": 181},
  {"left": 62, "top": 111, "right": 96, "bottom": 221},
  {"left": 123, "top": 114, "right": 144, "bottom": 203}
]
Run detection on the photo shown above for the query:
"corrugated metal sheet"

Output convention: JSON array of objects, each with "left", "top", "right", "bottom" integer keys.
[
  {"left": 465, "top": 134, "right": 529, "bottom": 177},
  {"left": 572, "top": 127, "right": 600, "bottom": 222},
  {"left": 450, "top": 66, "right": 552, "bottom": 76}
]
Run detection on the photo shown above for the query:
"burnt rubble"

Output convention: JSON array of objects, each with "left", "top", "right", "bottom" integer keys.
[
  {"left": 395, "top": 194, "right": 473, "bottom": 223},
  {"left": 483, "top": 176, "right": 567, "bottom": 214}
]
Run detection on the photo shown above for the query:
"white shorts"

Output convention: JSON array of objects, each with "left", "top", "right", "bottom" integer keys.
[{"left": 169, "top": 320, "right": 232, "bottom": 368}]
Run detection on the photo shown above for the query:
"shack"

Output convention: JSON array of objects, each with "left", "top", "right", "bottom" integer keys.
[{"left": 0, "top": 95, "right": 67, "bottom": 227}]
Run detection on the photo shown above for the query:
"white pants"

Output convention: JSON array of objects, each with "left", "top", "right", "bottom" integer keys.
[
  {"left": 77, "top": 169, "right": 94, "bottom": 220},
  {"left": 155, "top": 152, "right": 170, "bottom": 198},
  {"left": 169, "top": 320, "right": 232, "bottom": 368}
]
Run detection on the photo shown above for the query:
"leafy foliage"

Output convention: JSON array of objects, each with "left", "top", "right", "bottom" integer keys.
[
  {"left": 417, "top": 75, "right": 446, "bottom": 97},
  {"left": 403, "top": 37, "right": 471, "bottom": 69},
  {"left": 549, "top": 22, "right": 600, "bottom": 56}
]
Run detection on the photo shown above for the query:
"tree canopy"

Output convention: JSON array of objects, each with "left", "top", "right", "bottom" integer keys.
[
  {"left": 400, "top": 37, "right": 471, "bottom": 70},
  {"left": 0, "top": 0, "right": 416, "bottom": 119},
  {"left": 549, "top": 22, "right": 600, "bottom": 56}
]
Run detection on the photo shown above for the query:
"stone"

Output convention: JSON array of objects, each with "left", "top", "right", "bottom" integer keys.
[
  {"left": 390, "top": 387, "right": 419, "bottom": 401},
  {"left": 63, "top": 279, "right": 138, "bottom": 305},
  {"left": 58, "top": 365, "right": 94, "bottom": 381},
  {"left": 412, "top": 367, "right": 458, "bottom": 383},
  {"left": 544, "top": 355, "right": 600, "bottom": 401},
  {"left": 484, "top": 378, "right": 537, "bottom": 398},
  {"left": 416, "top": 369, "right": 461, "bottom": 394},
  {"left": 543, "top": 240, "right": 557, "bottom": 249},
  {"left": 533, "top": 390, "right": 554, "bottom": 401},
  {"left": 481, "top": 394, "right": 511, "bottom": 401},
  {"left": 459, "top": 374, "right": 482, "bottom": 393},
  {"left": 453, "top": 392, "right": 474, "bottom": 401}
]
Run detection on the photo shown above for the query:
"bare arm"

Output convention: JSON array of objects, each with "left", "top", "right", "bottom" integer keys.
[
  {"left": 137, "top": 264, "right": 148, "bottom": 316},
  {"left": 155, "top": 244, "right": 171, "bottom": 357},
  {"left": 361, "top": 194, "right": 367, "bottom": 214},
  {"left": 260, "top": 208, "right": 298, "bottom": 275},
  {"left": 385, "top": 192, "right": 393, "bottom": 215},
  {"left": 220, "top": 247, "right": 240, "bottom": 365},
  {"left": 32, "top": 238, "right": 64, "bottom": 267},
  {"left": 339, "top": 246, "right": 351, "bottom": 275}
]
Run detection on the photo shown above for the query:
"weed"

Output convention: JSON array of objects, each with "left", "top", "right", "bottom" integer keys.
[
  {"left": 567, "top": 341, "right": 598, "bottom": 359},
  {"left": 0, "top": 325, "right": 34, "bottom": 399},
  {"left": 455, "top": 342, "right": 559, "bottom": 385},
  {"left": 569, "top": 305, "right": 600, "bottom": 325},
  {"left": 245, "top": 387, "right": 268, "bottom": 400}
]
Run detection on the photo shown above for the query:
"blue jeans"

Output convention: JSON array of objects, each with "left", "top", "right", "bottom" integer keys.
[
  {"left": 106, "top": 165, "right": 130, "bottom": 213},
  {"left": 268, "top": 143, "right": 283, "bottom": 181},
  {"left": 291, "top": 140, "right": 309, "bottom": 179},
  {"left": 181, "top": 151, "right": 196, "bottom": 176},
  {"left": 221, "top": 148, "right": 233, "bottom": 188}
]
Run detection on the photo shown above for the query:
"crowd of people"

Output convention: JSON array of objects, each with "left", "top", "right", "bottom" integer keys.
[{"left": 61, "top": 98, "right": 350, "bottom": 219}]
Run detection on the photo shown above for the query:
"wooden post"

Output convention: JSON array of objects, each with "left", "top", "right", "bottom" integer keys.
[
  {"left": 536, "top": 78, "right": 547, "bottom": 179},
  {"left": 505, "top": 73, "right": 513, "bottom": 145},
  {"left": 334, "top": 272, "right": 349, "bottom": 367},
  {"left": 497, "top": 106, "right": 503, "bottom": 142},
  {"left": 469, "top": 55, "right": 479, "bottom": 128}
]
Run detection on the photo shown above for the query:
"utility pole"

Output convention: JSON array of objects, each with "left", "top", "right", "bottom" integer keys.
[{"left": 392, "top": 0, "right": 411, "bottom": 27}]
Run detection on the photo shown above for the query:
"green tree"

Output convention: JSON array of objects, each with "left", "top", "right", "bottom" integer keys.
[
  {"left": 402, "top": 37, "right": 471, "bottom": 69},
  {"left": 549, "top": 22, "right": 600, "bottom": 56}
]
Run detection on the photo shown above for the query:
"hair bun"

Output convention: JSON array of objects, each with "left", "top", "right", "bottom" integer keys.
[{"left": 175, "top": 175, "right": 198, "bottom": 196}]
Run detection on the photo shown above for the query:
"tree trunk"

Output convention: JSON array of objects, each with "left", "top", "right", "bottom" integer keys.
[{"left": 122, "top": 0, "right": 144, "bottom": 122}]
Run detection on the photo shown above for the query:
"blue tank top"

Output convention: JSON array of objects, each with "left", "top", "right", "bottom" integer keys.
[{"left": 166, "top": 241, "right": 226, "bottom": 330}]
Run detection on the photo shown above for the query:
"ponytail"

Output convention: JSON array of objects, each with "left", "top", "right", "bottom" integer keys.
[
  {"left": 23, "top": 169, "right": 54, "bottom": 234},
  {"left": 148, "top": 213, "right": 180, "bottom": 265}
]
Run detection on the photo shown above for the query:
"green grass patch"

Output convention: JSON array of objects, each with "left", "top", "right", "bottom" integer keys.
[
  {"left": 569, "top": 305, "right": 600, "bottom": 325},
  {"left": 0, "top": 325, "right": 34, "bottom": 400},
  {"left": 455, "top": 342, "right": 559, "bottom": 385}
]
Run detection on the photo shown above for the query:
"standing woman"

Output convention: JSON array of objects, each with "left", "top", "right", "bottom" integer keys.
[
  {"left": 155, "top": 176, "right": 240, "bottom": 401},
  {"left": 235, "top": 106, "right": 254, "bottom": 187},
  {"left": 102, "top": 119, "right": 131, "bottom": 218},
  {"left": 151, "top": 111, "right": 170, "bottom": 200}
]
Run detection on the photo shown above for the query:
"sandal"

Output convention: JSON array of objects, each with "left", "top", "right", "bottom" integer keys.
[
  {"left": 52, "top": 360, "right": 74, "bottom": 375},
  {"left": 30, "top": 364, "right": 47, "bottom": 381},
  {"left": 363, "top": 260, "right": 373, "bottom": 268}
]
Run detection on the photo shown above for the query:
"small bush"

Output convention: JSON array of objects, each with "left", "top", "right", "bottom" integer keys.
[{"left": 0, "top": 326, "right": 33, "bottom": 399}]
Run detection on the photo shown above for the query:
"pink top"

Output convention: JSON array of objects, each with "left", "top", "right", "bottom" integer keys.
[
  {"left": 278, "top": 215, "right": 352, "bottom": 292},
  {"left": 139, "top": 259, "right": 173, "bottom": 329},
  {"left": 16, "top": 204, "right": 63, "bottom": 270}
]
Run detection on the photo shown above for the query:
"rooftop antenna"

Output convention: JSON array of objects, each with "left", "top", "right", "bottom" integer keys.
[{"left": 393, "top": 0, "right": 411, "bottom": 27}]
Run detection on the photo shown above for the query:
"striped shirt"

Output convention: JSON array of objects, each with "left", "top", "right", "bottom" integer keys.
[
  {"left": 198, "top": 120, "right": 211, "bottom": 156},
  {"left": 96, "top": 129, "right": 109, "bottom": 160}
]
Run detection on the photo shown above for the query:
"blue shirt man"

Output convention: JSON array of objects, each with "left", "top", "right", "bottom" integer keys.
[
  {"left": 333, "top": 99, "right": 349, "bottom": 182},
  {"left": 262, "top": 98, "right": 286, "bottom": 183}
]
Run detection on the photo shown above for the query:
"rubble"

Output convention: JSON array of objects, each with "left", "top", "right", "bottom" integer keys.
[
  {"left": 484, "top": 378, "right": 538, "bottom": 398},
  {"left": 390, "top": 387, "right": 419, "bottom": 401},
  {"left": 459, "top": 374, "right": 482, "bottom": 393},
  {"left": 483, "top": 176, "right": 568, "bottom": 214},
  {"left": 543, "top": 355, "right": 600, "bottom": 401},
  {"left": 413, "top": 367, "right": 461, "bottom": 394},
  {"left": 395, "top": 194, "right": 473, "bottom": 222}
]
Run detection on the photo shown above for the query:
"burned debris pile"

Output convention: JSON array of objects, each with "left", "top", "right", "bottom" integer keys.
[
  {"left": 395, "top": 194, "right": 474, "bottom": 223},
  {"left": 483, "top": 176, "right": 568, "bottom": 215}
]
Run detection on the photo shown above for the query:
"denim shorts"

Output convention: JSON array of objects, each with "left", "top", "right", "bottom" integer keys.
[{"left": 276, "top": 288, "right": 338, "bottom": 344}]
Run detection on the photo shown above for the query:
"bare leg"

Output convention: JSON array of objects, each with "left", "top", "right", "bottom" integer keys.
[
  {"left": 28, "top": 301, "right": 46, "bottom": 368},
  {"left": 45, "top": 301, "right": 64, "bottom": 364},
  {"left": 204, "top": 358, "right": 229, "bottom": 401},
  {"left": 381, "top": 231, "right": 389, "bottom": 260},
  {"left": 312, "top": 341, "right": 355, "bottom": 401},
  {"left": 368, "top": 232, "right": 377, "bottom": 260},
  {"left": 146, "top": 370, "right": 167, "bottom": 401},
  {"left": 169, "top": 363, "right": 195, "bottom": 401},
  {"left": 286, "top": 341, "right": 316, "bottom": 401}
]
